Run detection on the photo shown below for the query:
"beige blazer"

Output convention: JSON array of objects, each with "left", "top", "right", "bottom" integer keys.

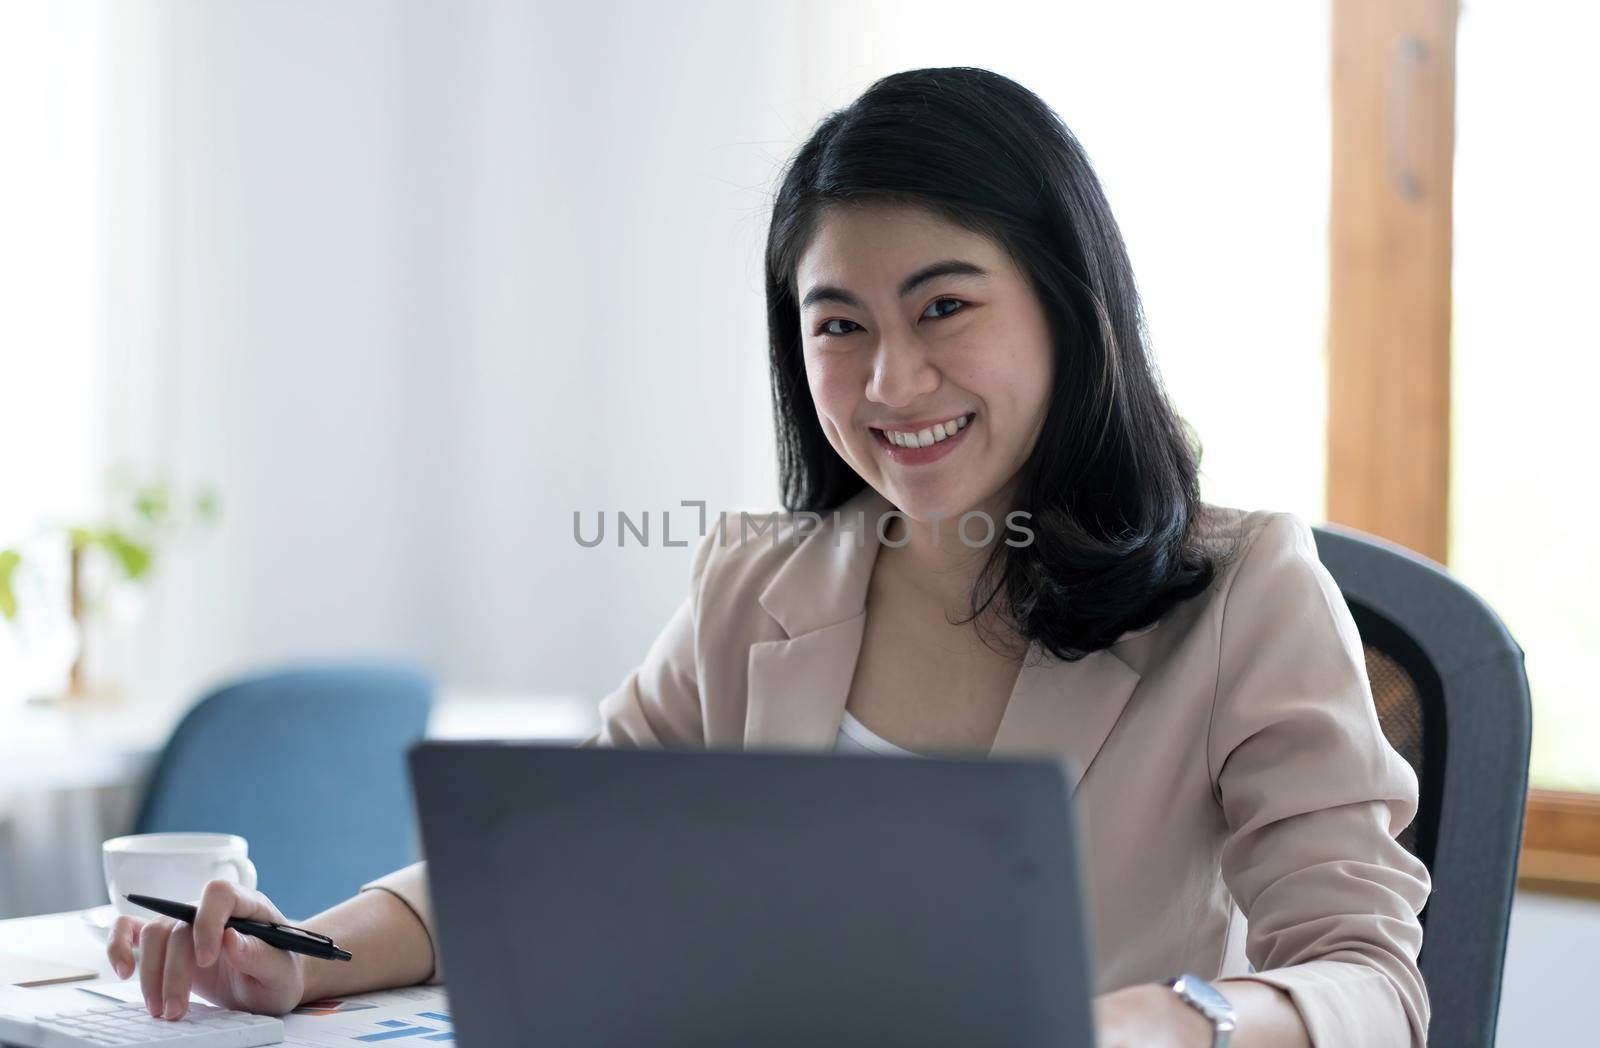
[{"left": 362, "top": 485, "right": 1431, "bottom": 1047}]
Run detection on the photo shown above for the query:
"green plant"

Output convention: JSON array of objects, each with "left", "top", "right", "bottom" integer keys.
[
  {"left": 0, "top": 474, "right": 220, "bottom": 624},
  {"left": 0, "top": 548, "right": 19, "bottom": 620}
]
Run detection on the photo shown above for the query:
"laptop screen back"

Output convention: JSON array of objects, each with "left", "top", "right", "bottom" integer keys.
[{"left": 410, "top": 742, "right": 1096, "bottom": 1048}]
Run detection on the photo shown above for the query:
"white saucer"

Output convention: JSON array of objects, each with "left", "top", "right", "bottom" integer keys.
[{"left": 79, "top": 903, "right": 117, "bottom": 941}]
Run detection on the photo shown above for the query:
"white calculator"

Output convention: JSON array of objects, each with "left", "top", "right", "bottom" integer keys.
[{"left": 0, "top": 998, "right": 282, "bottom": 1047}]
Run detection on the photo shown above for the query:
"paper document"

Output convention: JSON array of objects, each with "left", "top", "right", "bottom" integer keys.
[
  {"left": 283, "top": 984, "right": 453, "bottom": 1046},
  {"left": 70, "top": 979, "right": 451, "bottom": 1044},
  {"left": 0, "top": 952, "right": 97, "bottom": 987}
]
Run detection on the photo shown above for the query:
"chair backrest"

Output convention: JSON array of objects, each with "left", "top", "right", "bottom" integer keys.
[
  {"left": 133, "top": 663, "right": 434, "bottom": 921},
  {"left": 1310, "top": 523, "right": 1530, "bottom": 1047}
]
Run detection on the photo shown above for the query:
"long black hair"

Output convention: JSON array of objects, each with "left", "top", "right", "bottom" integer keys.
[{"left": 764, "top": 66, "right": 1244, "bottom": 663}]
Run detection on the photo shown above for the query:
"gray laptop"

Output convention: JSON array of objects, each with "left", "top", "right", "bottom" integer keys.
[{"left": 408, "top": 741, "right": 1097, "bottom": 1047}]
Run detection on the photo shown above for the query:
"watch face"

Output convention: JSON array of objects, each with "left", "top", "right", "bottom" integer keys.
[{"left": 1174, "top": 974, "right": 1237, "bottom": 1021}]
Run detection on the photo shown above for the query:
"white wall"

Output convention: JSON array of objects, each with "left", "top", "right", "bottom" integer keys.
[
  {"left": 392, "top": 0, "right": 795, "bottom": 694},
  {"left": 89, "top": 0, "right": 795, "bottom": 710},
  {"left": 1497, "top": 891, "right": 1600, "bottom": 1044}
]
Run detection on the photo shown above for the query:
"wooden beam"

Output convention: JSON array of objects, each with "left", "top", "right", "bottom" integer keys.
[
  {"left": 1519, "top": 789, "right": 1600, "bottom": 901},
  {"left": 1327, "top": 0, "right": 1458, "bottom": 563},
  {"left": 1328, "top": 0, "right": 1600, "bottom": 902}
]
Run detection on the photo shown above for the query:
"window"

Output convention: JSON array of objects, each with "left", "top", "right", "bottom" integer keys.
[
  {"left": 1449, "top": 0, "right": 1600, "bottom": 792},
  {"left": 0, "top": 2, "right": 108, "bottom": 704}
]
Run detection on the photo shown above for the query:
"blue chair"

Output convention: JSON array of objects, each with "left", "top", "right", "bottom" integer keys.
[{"left": 132, "top": 663, "right": 435, "bottom": 921}]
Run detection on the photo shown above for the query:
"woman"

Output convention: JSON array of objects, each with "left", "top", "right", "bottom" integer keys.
[{"left": 107, "top": 67, "right": 1430, "bottom": 1047}]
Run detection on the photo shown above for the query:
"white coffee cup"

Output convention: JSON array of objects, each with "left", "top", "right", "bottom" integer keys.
[{"left": 103, "top": 833, "right": 258, "bottom": 920}]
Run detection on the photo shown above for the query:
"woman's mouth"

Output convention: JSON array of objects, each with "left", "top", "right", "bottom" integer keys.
[{"left": 869, "top": 412, "right": 976, "bottom": 466}]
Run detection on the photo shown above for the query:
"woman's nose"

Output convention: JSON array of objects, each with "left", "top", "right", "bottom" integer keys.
[{"left": 866, "top": 332, "right": 939, "bottom": 406}]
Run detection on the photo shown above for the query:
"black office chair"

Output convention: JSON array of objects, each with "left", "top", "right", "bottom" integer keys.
[{"left": 1310, "top": 523, "right": 1531, "bottom": 1048}]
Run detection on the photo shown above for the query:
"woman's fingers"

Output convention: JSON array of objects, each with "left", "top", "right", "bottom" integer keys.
[
  {"left": 137, "top": 919, "right": 173, "bottom": 1017},
  {"left": 110, "top": 882, "right": 299, "bottom": 1019},
  {"left": 192, "top": 878, "right": 285, "bottom": 969},
  {"left": 107, "top": 915, "right": 144, "bottom": 979},
  {"left": 111, "top": 886, "right": 296, "bottom": 1020},
  {"left": 160, "top": 923, "right": 195, "bottom": 1020},
  {"left": 222, "top": 923, "right": 292, "bottom": 982}
]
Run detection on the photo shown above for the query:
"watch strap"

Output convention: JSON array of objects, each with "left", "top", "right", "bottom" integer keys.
[{"left": 1164, "top": 972, "right": 1237, "bottom": 1048}]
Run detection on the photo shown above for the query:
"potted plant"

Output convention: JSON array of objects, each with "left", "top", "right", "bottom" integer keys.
[{"left": 0, "top": 470, "right": 218, "bottom": 704}]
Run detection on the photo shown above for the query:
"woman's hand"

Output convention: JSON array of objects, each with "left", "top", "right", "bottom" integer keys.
[
  {"left": 1093, "top": 982, "right": 1215, "bottom": 1048},
  {"left": 105, "top": 879, "right": 307, "bottom": 1020}
]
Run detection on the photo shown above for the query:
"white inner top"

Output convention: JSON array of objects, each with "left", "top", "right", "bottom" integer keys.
[{"left": 835, "top": 709, "right": 924, "bottom": 758}]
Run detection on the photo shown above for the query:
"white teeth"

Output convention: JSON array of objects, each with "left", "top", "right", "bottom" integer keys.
[{"left": 880, "top": 413, "right": 971, "bottom": 449}]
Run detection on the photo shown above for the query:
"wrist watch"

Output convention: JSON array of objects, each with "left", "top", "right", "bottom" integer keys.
[{"left": 1163, "top": 973, "right": 1237, "bottom": 1048}]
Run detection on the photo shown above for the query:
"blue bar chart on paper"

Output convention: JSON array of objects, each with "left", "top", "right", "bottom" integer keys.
[
  {"left": 350, "top": 1010, "right": 453, "bottom": 1042},
  {"left": 283, "top": 986, "right": 454, "bottom": 1046}
]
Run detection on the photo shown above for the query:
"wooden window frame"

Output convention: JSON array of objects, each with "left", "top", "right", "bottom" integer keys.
[
  {"left": 1328, "top": 0, "right": 1600, "bottom": 896},
  {"left": 1520, "top": 791, "right": 1600, "bottom": 901}
]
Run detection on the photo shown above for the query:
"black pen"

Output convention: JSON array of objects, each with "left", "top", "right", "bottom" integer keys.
[{"left": 125, "top": 893, "right": 353, "bottom": 962}]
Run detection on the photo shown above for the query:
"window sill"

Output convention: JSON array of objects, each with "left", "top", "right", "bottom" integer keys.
[{"left": 1517, "top": 789, "right": 1600, "bottom": 901}]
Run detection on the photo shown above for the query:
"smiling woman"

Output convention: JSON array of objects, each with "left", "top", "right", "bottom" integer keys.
[
  {"left": 764, "top": 70, "right": 1236, "bottom": 665},
  {"left": 737, "top": 67, "right": 1430, "bottom": 1047}
]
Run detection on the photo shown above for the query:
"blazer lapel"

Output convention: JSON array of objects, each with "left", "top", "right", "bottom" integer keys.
[
  {"left": 988, "top": 628, "right": 1154, "bottom": 793},
  {"left": 742, "top": 485, "right": 1158, "bottom": 793},
  {"left": 744, "top": 486, "right": 890, "bottom": 752},
  {"left": 745, "top": 619, "right": 867, "bottom": 751}
]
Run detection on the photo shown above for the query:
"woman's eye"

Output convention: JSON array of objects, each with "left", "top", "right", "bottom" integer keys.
[{"left": 814, "top": 299, "right": 964, "bottom": 338}]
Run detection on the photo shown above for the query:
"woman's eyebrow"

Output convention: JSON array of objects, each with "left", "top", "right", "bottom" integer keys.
[{"left": 800, "top": 258, "right": 990, "bottom": 310}]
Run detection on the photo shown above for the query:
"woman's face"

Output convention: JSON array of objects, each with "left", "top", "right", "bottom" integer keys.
[{"left": 795, "top": 201, "right": 1056, "bottom": 525}]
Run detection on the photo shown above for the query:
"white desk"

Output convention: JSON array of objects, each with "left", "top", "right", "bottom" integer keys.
[
  {"left": 0, "top": 687, "right": 598, "bottom": 793},
  {"left": 0, "top": 909, "right": 457, "bottom": 1045},
  {"left": 0, "top": 688, "right": 596, "bottom": 919}
]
